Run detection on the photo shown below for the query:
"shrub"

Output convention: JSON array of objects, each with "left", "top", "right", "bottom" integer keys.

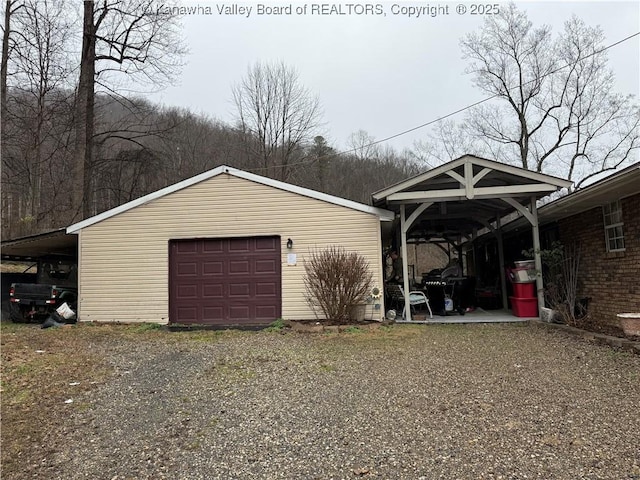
[
  {"left": 303, "top": 246, "right": 373, "bottom": 323},
  {"left": 523, "top": 241, "right": 585, "bottom": 326}
]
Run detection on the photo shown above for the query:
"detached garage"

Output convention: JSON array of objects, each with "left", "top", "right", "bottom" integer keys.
[{"left": 67, "top": 166, "right": 393, "bottom": 325}]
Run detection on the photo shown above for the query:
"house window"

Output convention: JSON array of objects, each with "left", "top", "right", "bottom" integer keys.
[{"left": 603, "top": 200, "right": 625, "bottom": 252}]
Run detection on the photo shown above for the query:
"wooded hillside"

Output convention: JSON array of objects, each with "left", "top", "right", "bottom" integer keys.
[
  {"left": 1, "top": 89, "right": 418, "bottom": 239},
  {"left": 3, "top": 1, "right": 636, "bottom": 240}
]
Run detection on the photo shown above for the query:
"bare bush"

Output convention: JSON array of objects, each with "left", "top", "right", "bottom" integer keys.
[
  {"left": 303, "top": 246, "right": 373, "bottom": 323},
  {"left": 544, "top": 242, "right": 584, "bottom": 326}
]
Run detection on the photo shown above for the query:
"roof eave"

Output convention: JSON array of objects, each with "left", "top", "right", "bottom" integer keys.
[
  {"left": 372, "top": 154, "right": 572, "bottom": 204},
  {"left": 538, "top": 164, "right": 640, "bottom": 221},
  {"left": 67, "top": 165, "right": 394, "bottom": 232}
]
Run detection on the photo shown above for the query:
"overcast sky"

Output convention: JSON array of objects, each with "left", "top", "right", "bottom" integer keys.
[{"left": 149, "top": 1, "right": 640, "bottom": 153}]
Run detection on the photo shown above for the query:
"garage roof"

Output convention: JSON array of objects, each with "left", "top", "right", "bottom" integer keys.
[{"left": 68, "top": 165, "right": 394, "bottom": 233}]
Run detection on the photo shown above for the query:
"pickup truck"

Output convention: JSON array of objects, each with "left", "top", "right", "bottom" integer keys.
[{"left": 9, "top": 258, "right": 78, "bottom": 323}]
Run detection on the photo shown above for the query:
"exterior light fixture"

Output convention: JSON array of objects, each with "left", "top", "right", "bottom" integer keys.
[{"left": 286, "top": 238, "right": 293, "bottom": 249}]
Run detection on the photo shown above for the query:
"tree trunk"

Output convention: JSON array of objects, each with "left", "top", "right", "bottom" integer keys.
[
  {"left": 2, "top": 1, "right": 15, "bottom": 236},
  {"left": 31, "top": 89, "right": 45, "bottom": 220},
  {"left": 1, "top": 1, "right": 12, "bottom": 129},
  {"left": 73, "top": 0, "right": 96, "bottom": 220}
]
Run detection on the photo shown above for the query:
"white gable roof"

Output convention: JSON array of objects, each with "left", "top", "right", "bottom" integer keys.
[
  {"left": 67, "top": 165, "right": 394, "bottom": 233},
  {"left": 372, "top": 154, "right": 572, "bottom": 202}
]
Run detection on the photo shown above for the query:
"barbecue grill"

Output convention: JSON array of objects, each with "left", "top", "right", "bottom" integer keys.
[{"left": 421, "top": 262, "right": 473, "bottom": 315}]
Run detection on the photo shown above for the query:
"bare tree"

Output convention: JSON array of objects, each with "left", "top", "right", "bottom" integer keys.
[
  {"left": 73, "top": 0, "right": 185, "bottom": 219},
  {"left": 408, "top": 122, "right": 483, "bottom": 168},
  {"left": 346, "top": 129, "right": 381, "bottom": 161},
  {"left": 1, "top": 0, "right": 76, "bottom": 236},
  {"left": 1, "top": 0, "right": 22, "bottom": 237},
  {"left": 556, "top": 18, "right": 640, "bottom": 187},
  {"left": 13, "top": 0, "right": 74, "bottom": 214},
  {"left": 452, "top": 4, "right": 639, "bottom": 184},
  {"left": 1, "top": 1, "right": 21, "bottom": 130},
  {"left": 232, "top": 61, "right": 323, "bottom": 181}
]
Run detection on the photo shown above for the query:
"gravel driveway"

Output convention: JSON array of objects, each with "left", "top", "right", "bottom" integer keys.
[{"left": 40, "top": 324, "right": 640, "bottom": 479}]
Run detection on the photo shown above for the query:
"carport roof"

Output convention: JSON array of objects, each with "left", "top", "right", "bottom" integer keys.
[
  {"left": 1, "top": 228, "right": 77, "bottom": 259},
  {"left": 67, "top": 165, "right": 394, "bottom": 233},
  {"left": 372, "top": 155, "right": 572, "bottom": 241}
]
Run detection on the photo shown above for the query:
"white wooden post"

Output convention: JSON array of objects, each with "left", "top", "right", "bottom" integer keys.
[
  {"left": 502, "top": 196, "right": 545, "bottom": 318},
  {"left": 530, "top": 196, "right": 544, "bottom": 315},
  {"left": 398, "top": 202, "right": 434, "bottom": 321},
  {"left": 496, "top": 216, "right": 508, "bottom": 310},
  {"left": 400, "top": 204, "right": 411, "bottom": 321}
]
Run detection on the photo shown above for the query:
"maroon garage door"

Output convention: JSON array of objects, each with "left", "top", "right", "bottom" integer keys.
[{"left": 169, "top": 237, "right": 281, "bottom": 325}]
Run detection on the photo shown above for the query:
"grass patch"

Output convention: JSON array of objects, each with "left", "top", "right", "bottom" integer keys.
[
  {"left": 318, "top": 363, "right": 336, "bottom": 372},
  {"left": 343, "top": 326, "right": 363, "bottom": 334},
  {"left": 0, "top": 321, "right": 112, "bottom": 478},
  {"left": 0, "top": 320, "right": 28, "bottom": 334},
  {"left": 129, "top": 322, "right": 164, "bottom": 333},
  {"left": 263, "top": 318, "right": 287, "bottom": 333}
]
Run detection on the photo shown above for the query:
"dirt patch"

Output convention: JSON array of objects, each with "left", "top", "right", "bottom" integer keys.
[
  {"left": 571, "top": 317, "right": 628, "bottom": 338},
  {"left": 286, "top": 319, "right": 389, "bottom": 333}
]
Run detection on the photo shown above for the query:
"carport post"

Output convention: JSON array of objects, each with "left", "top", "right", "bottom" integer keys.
[
  {"left": 530, "top": 196, "right": 545, "bottom": 314},
  {"left": 400, "top": 205, "right": 412, "bottom": 321},
  {"left": 399, "top": 202, "right": 433, "bottom": 321},
  {"left": 496, "top": 216, "right": 508, "bottom": 310},
  {"left": 503, "top": 196, "right": 546, "bottom": 317}
]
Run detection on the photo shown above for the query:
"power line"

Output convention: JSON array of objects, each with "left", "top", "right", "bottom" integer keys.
[
  {"left": 369, "top": 30, "right": 640, "bottom": 148},
  {"left": 247, "top": 30, "right": 640, "bottom": 174}
]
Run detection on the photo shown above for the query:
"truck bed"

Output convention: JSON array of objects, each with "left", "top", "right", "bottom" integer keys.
[{"left": 11, "top": 283, "right": 56, "bottom": 302}]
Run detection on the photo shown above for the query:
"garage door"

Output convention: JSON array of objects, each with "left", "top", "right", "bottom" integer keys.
[{"left": 169, "top": 237, "right": 281, "bottom": 325}]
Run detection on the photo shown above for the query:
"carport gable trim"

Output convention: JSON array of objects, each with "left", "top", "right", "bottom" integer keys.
[
  {"left": 372, "top": 155, "right": 572, "bottom": 202},
  {"left": 67, "top": 165, "right": 394, "bottom": 233}
]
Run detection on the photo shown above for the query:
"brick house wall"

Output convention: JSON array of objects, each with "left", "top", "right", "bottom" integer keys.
[{"left": 558, "top": 193, "right": 640, "bottom": 332}]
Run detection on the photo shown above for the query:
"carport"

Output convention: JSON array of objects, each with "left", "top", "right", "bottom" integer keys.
[
  {"left": 372, "top": 155, "right": 572, "bottom": 321},
  {"left": 1, "top": 228, "right": 77, "bottom": 260},
  {"left": 1, "top": 229, "right": 78, "bottom": 312}
]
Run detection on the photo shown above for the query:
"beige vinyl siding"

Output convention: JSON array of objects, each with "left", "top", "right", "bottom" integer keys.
[{"left": 78, "top": 174, "right": 385, "bottom": 323}]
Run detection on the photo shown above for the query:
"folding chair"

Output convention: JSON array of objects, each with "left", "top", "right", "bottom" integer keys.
[{"left": 386, "top": 284, "right": 433, "bottom": 319}]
